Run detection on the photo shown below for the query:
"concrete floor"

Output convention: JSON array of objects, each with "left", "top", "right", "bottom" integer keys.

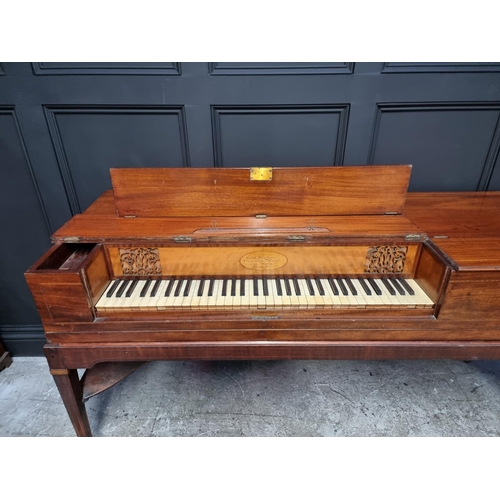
[{"left": 1, "top": 357, "right": 500, "bottom": 436}]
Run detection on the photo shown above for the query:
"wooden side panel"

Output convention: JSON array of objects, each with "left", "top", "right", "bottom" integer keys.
[
  {"left": 110, "top": 166, "right": 412, "bottom": 217},
  {"left": 25, "top": 243, "right": 96, "bottom": 325},
  {"left": 414, "top": 243, "right": 448, "bottom": 304},
  {"left": 84, "top": 245, "right": 110, "bottom": 303},
  {"left": 25, "top": 273, "right": 94, "bottom": 325},
  {"left": 439, "top": 271, "right": 500, "bottom": 321},
  {"left": 106, "top": 244, "right": 419, "bottom": 277},
  {"left": 39, "top": 282, "right": 93, "bottom": 322}
]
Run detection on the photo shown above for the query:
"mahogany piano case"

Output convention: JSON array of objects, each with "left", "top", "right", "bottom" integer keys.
[{"left": 25, "top": 165, "right": 500, "bottom": 436}]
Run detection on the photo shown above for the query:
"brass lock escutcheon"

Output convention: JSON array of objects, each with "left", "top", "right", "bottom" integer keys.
[{"left": 250, "top": 167, "right": 273, "bottom": 181}]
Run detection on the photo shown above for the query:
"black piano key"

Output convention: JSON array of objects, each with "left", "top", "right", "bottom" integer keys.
[
  {"left": 197, "top": 278, "right": 205, "bottom": 297},
  {"left": 221, "top": 279, "right": 228, "bottom": 297},
  {"left": 358, "top": 278, "right": 372, "bottom": 296},
  {"left": 183, "top": 279, "right": 192, "bottom": 297},
  {"left": 208, "top": 279, "right": 215, "bottom": 297},
  {"left": 150, "top": 279, "right": 162, "bottom": 297},
  {"left": 337, "top": 278, "right": 348, "bottom": 296},
  {"left": 398, "top": 278, "right": 415, "bottom": 296},
  {"left": 125, "top": 280, "right": 138, "bottom": 298},
  {"left": 165, "top": 279, "right": 176, "bottom": 297},
  {"left": 305, "top": 277, "right": 315, "bottom": 296},
  {"left": 390, "top": 278, "right": 406, "bottom": 295},
  {"left": 275, "top": 278, "right": 283, "bottom": 296},
  {"left": 174, "top": 279, "right": 184, "bottom": 297},
  {"left": 293, "top": 278, "right": 301, "bottom": 295},
  {"left": 284, "top": 278, "right": 292, "bottom": 296},
  {"left": 366, "top": 278, "right": 382, "bottom": 295},
  {"left": 345, "top": 278, "right": 357, "bottom": 296},
  {"left": 139, "top": 279, "right": 152, "bottom": 298},
  {"left": 106, "top": 280, "right": 120, "bottom": 298},
  {"left": 262, "top": 278, "right": 269, "bottom": 296},
  {"left": 328, "top": 278, "right": 339, "bottom": 295},
  {"left": 382, "top": 278, "right": 396, "bottom": 295},
  {"left": 240, "top": 278, "right": 245, "bottom": 296},
  {"left": 315, "top": 278, "right": 325, "bottom": 296},
  {"left": 115, "top": 280, "right": 129, "bottom": 298},
  {"left": 231, "top": 278, "right": 237, "bottom": 297},
  {"left": 253, "top": 278, "right": 259, "bottom": 296}
]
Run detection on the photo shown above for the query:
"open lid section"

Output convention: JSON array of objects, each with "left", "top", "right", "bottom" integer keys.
[{"left": 110, "top": 165, "right": 412, "bottom": 218}]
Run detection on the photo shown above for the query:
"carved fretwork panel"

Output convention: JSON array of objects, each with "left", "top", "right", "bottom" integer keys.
[
  {"left": 364, "top": 246, "right": 408, "bottom": 273},
  {"left": 119, "top": 247, "right": 162, "bottom": 275}
]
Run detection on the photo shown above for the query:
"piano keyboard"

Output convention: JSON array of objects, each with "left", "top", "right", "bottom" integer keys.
[{"left": 96, "top": 277, "right": 434, "bottom": 311}]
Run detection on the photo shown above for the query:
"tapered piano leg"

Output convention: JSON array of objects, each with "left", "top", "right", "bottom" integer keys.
[{"left": 51, "top": 368, "right": 92, "bottom": 437}]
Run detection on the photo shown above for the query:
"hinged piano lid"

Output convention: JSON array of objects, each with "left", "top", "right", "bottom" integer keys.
[{"left": 110, "top": 165, "right": 412, "bottom": 218}]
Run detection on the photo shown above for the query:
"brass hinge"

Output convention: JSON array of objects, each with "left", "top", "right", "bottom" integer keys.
[
  {"left": 124, "top": 215, "right": 136, "bottom": 218},
  {"left": 287, "top": 235, "right": 305, "bottom": 241},
  {"left": 63, "top": 237, "right": 80, "bottom": 243},
  {"left": 172, "top": 236, "right": 192, "bottom": 243},
  {"left": 250, "top": 167, "right": 273, "bottom": 181},
  {"left": 255, "top": 214, "right": 267, "bottom": 218},
  {"left": 385, "top": 212, "right": 398, "bottom": 215},
  {"left": 405, "top": 234, "right": 422, "bottom": 241}
]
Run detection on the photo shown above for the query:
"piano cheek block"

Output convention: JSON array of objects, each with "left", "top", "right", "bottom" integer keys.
[{"left": 24, "top": 166, "right": 500, "bottom": 436}]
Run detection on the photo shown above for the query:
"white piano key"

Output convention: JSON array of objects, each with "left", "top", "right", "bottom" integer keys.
[
  {"left": 280, "top": 279, "right": 292, "bottom": 308},
  {"left": 155, "top": 280, "right": 171, "bottom": 310},
  {"left": 232, "top": 279, "right": 242, "bottom": 309},
  {"left": 349, "top": 280, "right": 367, "bottom": 308},
  {"left": 389, "top": 279, "right": 416, "bottom": 308},
  {"left": 311, "top": 279, "right": 325, "bottom": 308},
  {"left": 242, "top": 279, "right": 252, "bottom": 309},
  {"left": 198, "top": 278, "right": 211, "bottom": 310},
  {"left": 264, "top": 278, "right": 274, "bottom": 309},
  {"left": 319, "top": 279, "right": 335, "bottom": 308},
  {"left": 340, "top": 279, "right": 359, "bottom": 308},
  {"left": 360, "top": 279, "right": 384, "bottom": 306},
  {"left": 137, "top": 280, "right": 158, "bottom": 311},
  {"left": 162, "top": 279, "right": 179, "bottom": 309},
  {"left": 128, "top": 280, "right": 148, "bottom": 310},
  {"left": 375, "top": 279, "right": 400, "bottom": 307},
  {"left": 295, "top": 279, "right": 309, "bottom": 309},
  {"left": 172, "top": 280, "right": 187, "bottom": 309},
  {"left": 270, "top": 279, "right": 283, "bottom": 309},
  {"left": 95, "top": 280, "right": 118, "bottom": 311},
  {"left": 179, "top": 279, "right": 197, "bottom": 308},
  {"left": 110, "top": 280, "right": 135, "bottom": 311},
  {"left": 149, "top": 280, "right": 167, "bottom": 310},
  {"left": 207, "top": 279, "right": 220, "bottom": 309},
  {"left": 387, "top": 278, "right": 416, "bottom": 307},
  {"left": 351, "top": 279, "right": 374, "bottom": 307},
  {"left": 215, "top": 280, "right": 226, "bottom": 308},
  {"left": 406, "top": 279, "right": 434, "bottom": 308},
  {"left": 256, "top": 279, "right": 266, "bottom": 309},
  {"left": 326, "top": 278, "right": 345, "bottom": 308},
  {"left": 223, "top": 279, "right": 234, "bottom": 309},
  {"left": 189, "top": 280, "right": 203, "bottom": 310},
  {"left": 334, "top": 280, "right": 351, "bottom": 308},
  {"left": 298, "top": 279, "right": 316, "bottom": 309}
]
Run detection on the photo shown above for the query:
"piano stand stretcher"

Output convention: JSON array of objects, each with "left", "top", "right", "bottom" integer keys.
[{"left": 45, "top": 339, "right": 500, "bottom": 437}]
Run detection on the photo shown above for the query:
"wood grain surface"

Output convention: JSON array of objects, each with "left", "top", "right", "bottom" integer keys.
[{"left": 110, "top": 166, "right": 412, "bottom": 217}]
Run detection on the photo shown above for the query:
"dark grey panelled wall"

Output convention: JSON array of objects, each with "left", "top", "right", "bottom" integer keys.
[{"left": 1, "top": 62, "right": 500, "bottom": 355}]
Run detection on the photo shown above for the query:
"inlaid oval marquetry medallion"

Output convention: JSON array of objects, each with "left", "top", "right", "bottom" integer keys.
[{"left": 240, "top": 251, "right": 287, "bottom": 271}]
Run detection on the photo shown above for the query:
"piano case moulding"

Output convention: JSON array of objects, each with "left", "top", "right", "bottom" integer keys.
[{"left": 24, "top": 165, "right": 500, "bottom": 436}]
